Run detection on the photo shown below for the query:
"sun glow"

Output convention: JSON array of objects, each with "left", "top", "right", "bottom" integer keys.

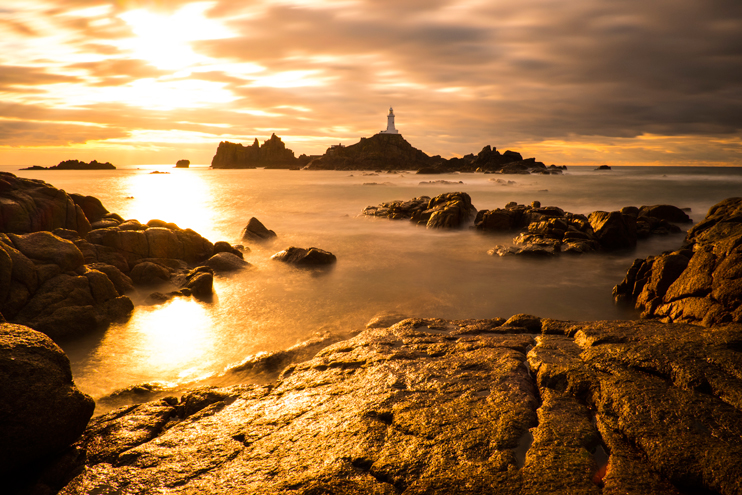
[{"left": 118, "top": 2, "right": 235, "bottom": 71}]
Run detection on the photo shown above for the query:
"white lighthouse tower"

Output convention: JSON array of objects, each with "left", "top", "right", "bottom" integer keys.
[{"left": 380, "top": 107, "right": 399, "bottom": 134}]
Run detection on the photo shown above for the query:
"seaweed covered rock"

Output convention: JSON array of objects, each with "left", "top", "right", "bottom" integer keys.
[{"left": 614, "top": 197, "right": 742, "bottom": 325}]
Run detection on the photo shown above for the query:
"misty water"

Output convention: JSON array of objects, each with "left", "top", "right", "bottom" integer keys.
[{"left": 6, "top": 164, "right": 742, "bottom": 402}]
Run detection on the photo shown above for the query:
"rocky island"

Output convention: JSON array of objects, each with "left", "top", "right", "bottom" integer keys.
[
  {"left": 1, "top": 171, "right": 741, "bottom": 494},
  {"left": 211, "top": 134, "right": 315, "bottom": 169},
  {"left": 21, "top": 159, "right": 116, "bottom": 171},
  {"left": 210, "top": 132, "right": 565, "bottom": 174}
]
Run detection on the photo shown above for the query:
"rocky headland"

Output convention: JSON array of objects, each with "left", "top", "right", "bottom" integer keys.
[
  {"left": 211, "top": 134, "right": 315, "bottom": 169},
  {"left": 2, "top": 171, "right": 742, "bottom": 494},
  {"left": 21, "top": 159, "right": 116, "bottom": 171}
]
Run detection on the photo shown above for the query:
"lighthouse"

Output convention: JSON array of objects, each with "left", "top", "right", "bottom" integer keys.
[{"left": 380, "top": 107, "right": 399, "bottom": 134}]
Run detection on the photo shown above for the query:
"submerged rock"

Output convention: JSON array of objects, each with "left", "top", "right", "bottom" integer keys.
[
  {"left": 203, "top": 252, "right": 251, "bottom": 273},
  {"left": 56, "top": 317, "right": 742, "bottom": 494},
  {"left": 1, "top": 323, "right": 94, "bottom": 489},
  {"left": 271, "top": 246, "right": 337, "bottom": 265}
]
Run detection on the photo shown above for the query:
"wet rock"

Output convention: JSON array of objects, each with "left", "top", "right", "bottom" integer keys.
[
  {"left": 366, "top": 311, "right": 410, "bottom": 329},
  {"left": 0, "top": 323, "right": 94, "bottom": 479},
  {"left": 614, "top": 197, "right": 742, "bottom": 325},
  {"left": 241, "top": 217, "right": 277, "bottom": 241},
  {"left": 85, "top": 262, "right": 135, "bottom": 295},
  {"left": 271, "top": 246, "right": 337, "bottom": 265},
  {"left": 203, "top": 252, "right": 251, "bottom": 273},
  {"left": 59, "top": 318, "right": 742, "bottom": 494}
]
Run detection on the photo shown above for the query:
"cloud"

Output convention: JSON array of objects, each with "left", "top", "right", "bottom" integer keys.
[{"left": 0, "top": 0, "right": 741, "bottom": 165}]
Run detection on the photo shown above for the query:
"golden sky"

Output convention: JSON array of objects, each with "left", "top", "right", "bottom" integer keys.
[{"left": 1, "top": 0, "right": 741, "bottom": 166}]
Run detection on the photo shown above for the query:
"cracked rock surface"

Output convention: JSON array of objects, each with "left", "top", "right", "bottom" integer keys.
[{"left": 58, "top": 317, "right": 742, "bottom": 494}]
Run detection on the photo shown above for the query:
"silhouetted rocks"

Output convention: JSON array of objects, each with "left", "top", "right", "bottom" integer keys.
[
  {"left": 595, "top": 165, "right": 611, "bottom": 170},
  {"left": 21, "top": 159, "right": 115, "bottom": 170},
  {"left": 211, "top": 134, "right": 299, "bottom": 169},
  {"left": 241, "top": 217, "right": 277, "bottom": 241},
  {"left": 363, "top": 192, "right": 477, "bottom": 229},
  {"left": 614, "top": 197, "right": 742, "bottom": 325},
  {"left": 304, "top": 133, "right": 432, "bottom": 171},
  {"left": 56, "top": 316, "right": 742, "bottom": 494},
  {"left": 1, "top": 323, "right": 94, "bottom": 489},
  {"left": 175, "top": 159, "right": 190, "bottom": 168},
  {"left": 481, "top": 201, "right": 689, "bottom": 256},
  {"left": 271, "top": 246, "right": 337, "bottom": 265}
]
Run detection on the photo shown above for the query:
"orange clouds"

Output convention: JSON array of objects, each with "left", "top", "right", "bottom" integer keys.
[{"left": 0, "top": 0, "right": 741, "bottom": 166}]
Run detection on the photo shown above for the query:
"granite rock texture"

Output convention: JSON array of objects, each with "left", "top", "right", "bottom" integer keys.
[
  {"left": 363, "top": 192, "right": 477, "bottom": 229},
  {"left": 614, "top": 197, "right": 742, "bottom": 325},
  {"left": 57, "top": 317, "right": 742, "bottom": 494}
]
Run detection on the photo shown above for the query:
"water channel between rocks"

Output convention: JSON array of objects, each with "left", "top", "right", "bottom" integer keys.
[{"left": 5, "top": 164, "right": 742, "bottom": 401}]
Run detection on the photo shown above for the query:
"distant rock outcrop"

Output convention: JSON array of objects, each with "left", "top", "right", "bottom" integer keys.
[
  {"left": 304, "top": 133, "right": 433, "bottom": 171},
  {"left": 175, "top": 160, "right": 190, "bottom": 168},
  {"left": 21, "top": 160, "right": 115, "bottom": 171},
  {"left": 211, "top": 134, "right": 303, "bottom": 169}
]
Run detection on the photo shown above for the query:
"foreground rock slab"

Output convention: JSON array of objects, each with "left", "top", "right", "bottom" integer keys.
[{"left": 58, "top": 317, "right": 742, "bottom": 494}]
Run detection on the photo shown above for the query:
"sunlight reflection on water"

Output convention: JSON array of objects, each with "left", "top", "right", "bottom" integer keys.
[{"left": 5, "top": 165, "right": 742, "bottom": 400}]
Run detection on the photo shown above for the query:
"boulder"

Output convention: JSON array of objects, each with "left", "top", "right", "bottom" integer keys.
[
  {"left": 213, "top": 241, "right": 244, "bottom": 259},
  {"left": 639, "top": 204, "right": 692, "bottom": 224},
  {"left": 425, "top": 192, "right": 477, "bottom": 229},
  {"left": 241, "top": 217, "right": 277, "bottom": 241},
  {"left": 0, "top": 324, "right": 94, "bottom": 478},
  {"left": 69, "top": 194, "right": 108, "bottom": 224},
  {"left": 129, "top": 261, "right": 171, "bottom": 286},
  {"left": 85, "top": 263, "right": 135, "bottom": 295},
  {"left": 588, "top": 211, "right": 637, "bottom": 250},
  {"left": 175, "top": 159, "right": 190, "bottom": 168},
  {"left": 58, "top": 318, "right": 742, "bottom": 494},
  {"left": 182, "top": 267, "right": 214, "bottom": 300},
  {"left": 271, "top": 246, "right": 337, "bottom": 265},
  {"left": 203, "top": 252, "right": 251, "bottom": 273},
  {"left": 8, "top": 231, "right": 85, "bottom": 272}
]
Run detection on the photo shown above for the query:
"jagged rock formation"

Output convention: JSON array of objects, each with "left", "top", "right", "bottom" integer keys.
[
  {"left": 1, "top": 323, "right": 94, "bottom": 493},
  {"left": 482, "top": 201, "right": 690, "bottom": 256},
  {"left": 429, "top": 145, "right": 565, "bottom": 175},
  {"left": 241, "top": 217, "right": 277, "bottom": 241},
  {"left": 0, "top": 173, "right": 243, "bottom": 340},
  {"left": 21, "top": 159, "right": 115, "bottom": 171},
  {"left": 614, "top": 197, "right": 742, "bottom": 325},
  {"left": 211, "top": 134, "right": 309, "bottom": 169},
  {"left": 363, "top": 192, "right": 478, "bottom": 229},
  {"left": 48, "top": 316, "right": 742, "bottom": 495}
]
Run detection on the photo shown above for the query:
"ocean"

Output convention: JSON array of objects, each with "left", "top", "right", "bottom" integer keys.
[{"left": 4, "top": 164, "right": 742, "bottom": 401}]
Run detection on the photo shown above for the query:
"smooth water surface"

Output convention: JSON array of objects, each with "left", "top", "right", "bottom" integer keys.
[{"left": 4, "top": 164, "right": 742, "bottom": 399}]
